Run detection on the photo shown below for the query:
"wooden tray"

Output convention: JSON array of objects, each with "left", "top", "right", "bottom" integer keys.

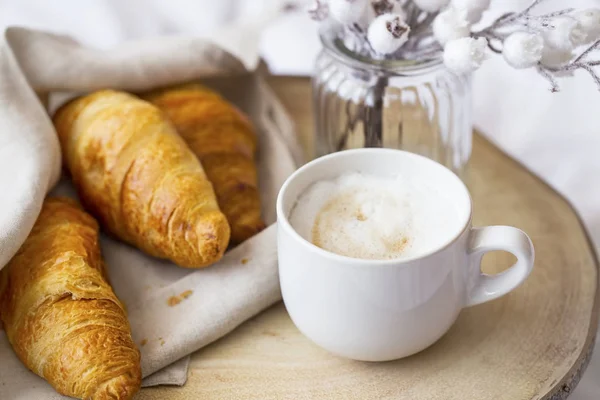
[{"left": 138, "top": 76, "right": 599, "bottom": 400}]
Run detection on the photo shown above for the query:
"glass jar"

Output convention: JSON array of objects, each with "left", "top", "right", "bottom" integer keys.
[{"left": 312, "top": 28, "right": 472, "bottom": 176}]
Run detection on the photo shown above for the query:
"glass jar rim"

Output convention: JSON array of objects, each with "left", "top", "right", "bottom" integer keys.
[{"left": 318, "top": 24, "right": 444, "bottom": 76}]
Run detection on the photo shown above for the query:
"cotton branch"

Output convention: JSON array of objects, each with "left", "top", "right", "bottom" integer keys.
[
  {"left": 504, "top": 0, "right": 544, "bottom": 24},
  {"left": 473, "top": 1, "right": 600, "bottom": 92},
  {"left": 536, "top": 65, "right": 560, "bottom": 92},
  {"left": 537, "top": 40, "right": 600, "bottom": 92},
  {"left": 477, "top": 0, "right": 572, "bottom": 36},
  {"left": 581, "top": 65, "right": 600, "bottom": 90},
  {"left": 574, "top": 39, "right": 600, "bottom": 63},
  {"left": 306, "top": 0, "right": 600, "bottom": 93}
]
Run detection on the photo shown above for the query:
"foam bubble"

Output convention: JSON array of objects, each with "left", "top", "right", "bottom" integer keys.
[{"left": 289, "top": 172, "right": 460, "bottom": 260}]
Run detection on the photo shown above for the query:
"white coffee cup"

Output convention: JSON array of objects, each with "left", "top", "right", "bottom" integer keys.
[{"left": 276, "top": 149, "right": 534, "bottom": 362}]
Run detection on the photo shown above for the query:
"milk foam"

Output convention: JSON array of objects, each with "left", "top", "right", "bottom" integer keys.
[{"left": 288, "top": 172, "right": 460, "bottom": 260}]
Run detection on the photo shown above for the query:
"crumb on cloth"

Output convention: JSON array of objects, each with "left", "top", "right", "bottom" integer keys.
[
  {"left": 241, "top": 258, "right": 249, "bottom": 264},
  {"left": 167, "top": 289, "right": 194, "bottom": 307},
  {"left": 140, "top": 339, "right": 148, "bottom": 346},
  {"left": 167, "top": 296, "right": 182, "bottom": 307}
]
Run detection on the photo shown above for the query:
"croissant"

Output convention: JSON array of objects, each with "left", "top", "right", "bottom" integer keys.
[
  {"left": 143, "top": 84, "right": 265, "bottom": 244},
  {"left": 0, "top": 197, "right": 141, "bottom": 400},
  {"left": 53, "top": 90, "right": 230, "bottom": 268}
]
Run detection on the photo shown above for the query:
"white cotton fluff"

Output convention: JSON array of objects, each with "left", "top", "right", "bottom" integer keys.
[
  {"left": 503, "top": 32, "right": 544, "bottom": 69},
  {"left": 543, "top": 16, "right": 587, "bottom": 52},
  {"left": 412, "top": 0, "right": 450, "bottom": 13},
  {"left": 450, "top": 0, "right": 491, "bottom": 23},
  {"left": 307, "top": 0, "right": 330, "bottom": 21},
  {"left": 367, "top": 13, "right": 411, "bottom": 55},
  {"left": 572, "top": 8, "right": 600, "bottom": 45},
  {"left": 443, "top": 36, "right": 487, "bottom": 74},
  {"left": 540, "top": 46, "right": 574, "bottom": 68},
  {"left": 365, "top": 0, "right": 407, "bottom": 23},
  {"left": 328, "top": 0, "right": 369, "bottom": 25},
  {"left": 451, "top": 0, "right": 490, "bottom": 11},
  {"left": 433, "top": 7, "right": 471, "bottom": 46},
  {"left": 288, "top": 172, "right": 461, "bottom": 261}
]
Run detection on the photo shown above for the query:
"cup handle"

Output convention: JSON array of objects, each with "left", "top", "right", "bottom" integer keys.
[{"left": 466, "top": 226, "right": 535, "bottom": 307}]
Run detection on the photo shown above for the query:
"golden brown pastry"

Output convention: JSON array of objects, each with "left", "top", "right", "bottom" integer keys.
[
  {"left": 0, "top": 197, "right": 141, "bottom": 400},
  {"left": 53, "top": 90, "right": 230, "bottom": 268},
  {"left": 143, "top": 84, "right": 265, "bottom": 245}
]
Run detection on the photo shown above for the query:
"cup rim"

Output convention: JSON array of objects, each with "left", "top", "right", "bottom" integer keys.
[{"left": 276, "top": 148, "right": 473, "bottom": 266}]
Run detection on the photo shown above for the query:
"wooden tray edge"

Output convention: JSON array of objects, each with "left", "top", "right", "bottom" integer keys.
[{"left": 475, "top": 133, "right": 600, "bottom": 400}]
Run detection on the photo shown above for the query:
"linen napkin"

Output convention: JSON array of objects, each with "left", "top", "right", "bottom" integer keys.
[{"left": 0, "top": 27, "right": 304, "bottom": 398}]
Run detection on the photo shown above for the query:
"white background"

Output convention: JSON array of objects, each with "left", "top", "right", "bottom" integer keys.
[{"left": 0, "top": 0, "right": 598, "bottom": 397}]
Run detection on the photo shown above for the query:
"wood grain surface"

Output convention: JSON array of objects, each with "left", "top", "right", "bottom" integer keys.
[{"left": 138, "top": 76, "right": 599, "bottom": 400}]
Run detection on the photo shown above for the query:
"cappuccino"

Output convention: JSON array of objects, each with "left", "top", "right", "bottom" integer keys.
[{"left": 288, "top": 172, "right": 460, "bottom": 260}]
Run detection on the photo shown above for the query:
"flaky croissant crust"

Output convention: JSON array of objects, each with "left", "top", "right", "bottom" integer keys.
[
  {"left": 0, "top": 197, "right": 141, "bottom": 400},
  {"left": 144, "top": 83, "right": 265, "bottom": 244},
  {"left": 53, "top": 90, "right": 230, "bottom": 268}
]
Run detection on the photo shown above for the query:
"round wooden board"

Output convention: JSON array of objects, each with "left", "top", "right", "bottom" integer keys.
[{"left": 138, "top": 76, "right": 599, "bottom": 400}]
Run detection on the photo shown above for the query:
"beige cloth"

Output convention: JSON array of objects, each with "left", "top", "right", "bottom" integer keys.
[{"left": 0, "top": 27, "right": 303, "bottom": 398}]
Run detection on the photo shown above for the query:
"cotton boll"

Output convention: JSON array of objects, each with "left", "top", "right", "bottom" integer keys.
[
  {"left": 443, "top": 37, "right": 487, "bottom": 74},
  {"left": 433, "top": 8, "right": 471, "bottom": 45},
  {"left": 367, "top": 13, "right": 411, "bottom": 54},
  {"left": 451, "top": 0, "right": 490, "bottom": 10},
  {"left": 462, "top": 8, "right": 484, "bottom": 24},
  {"left": 540, "top": 45, "right": 574, "bottom": 68},
  {"left": 362, "top": 1, "right": 407, "bottom": 30},
  {"left": 307, "top": 0, "right": 330, "bottom": 21},
  {"left": 572, "top": 8, "right": 600, "bottom": 45},
  {"left": 543, "top": 16, "right": 587, "bottom": 52},
  {"left": 503, "top": 32, "right": 544, "bottom": 69},
  {"left": 451, "top": 0, "right": 490, "bottom": 23},
  {"left": 413, "top": 0, "right": 450, "bottom": 13},
  {"left": 329, "top": 0, "right": 369, "bottom": 25},
  {"left": 366, "top": 0, "right": 407, "bottom": 22},
  {"left": 540, "top": 46, "right": 575, "bottom": 78}
]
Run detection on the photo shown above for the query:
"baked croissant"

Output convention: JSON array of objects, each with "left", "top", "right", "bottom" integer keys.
[
  {"left": 143, "top": 84, "right": 265, "bottom": 244},
  {"left": 53, "top": 90, "right": 230, "bottom": 268},
  {"left": 0, "top": 197, "right": 141, "bottom": 400}
]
